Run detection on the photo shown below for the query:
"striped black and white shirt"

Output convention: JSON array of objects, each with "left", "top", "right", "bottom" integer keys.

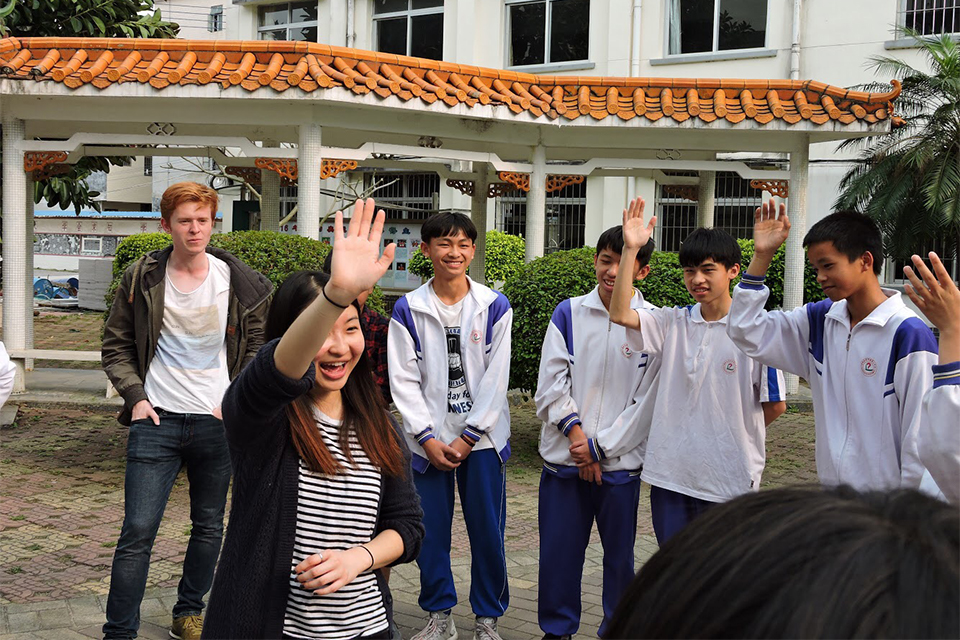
[{"left": 283, "top": 411, "right": 388, "bottom": 640}]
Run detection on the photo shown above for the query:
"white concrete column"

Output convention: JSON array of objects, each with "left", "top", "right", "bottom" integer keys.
[
  {"left": 24, "top": 175, "right": 34, "bottom": 360},
  {"left": 525, "top": 144, "right": 547, "bottom": 261},
  {"left": 469, "top": 169, "right": 490, "bottom": 284},
  {"left": 697, "top": 170, "right": 716, "bottom": 228},
  {"left": 784, "top": 140, "right": 810, "bottom": 394},
  {"left": 2, "top": 117, "right": 27, "bottom": 391},
  {"left": 259, "top": 138, "right": 281, "bottom": 232},
  {"left": 298, "top": 123, "right": 322, "bottom": 240}
]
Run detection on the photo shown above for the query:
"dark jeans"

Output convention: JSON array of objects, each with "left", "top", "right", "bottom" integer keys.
[{"left": 103, "top": 412, "right": 231, "bottom": 639}]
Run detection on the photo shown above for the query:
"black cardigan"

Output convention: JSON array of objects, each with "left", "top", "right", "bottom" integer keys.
[{"left": 203, "top": 339, "right": 424, "bottom": 639}]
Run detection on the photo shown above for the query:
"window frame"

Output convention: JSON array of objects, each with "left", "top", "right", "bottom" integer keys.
[
  {"left": 208, "top": 5, "right": 224, "bottom": 33},
  {"left": 372, "top": 0, "right": 445, "bottom": 60},
  {"left": 663, "top": 0, "right": 770, "bottom": 59},
  {"left": 505, "top": 0, "right": 591, "bottom": 70},
  {"left": 895, "top": 0, "right": 960, "bottom": 37},
  {"left": 257, "top": 2, "right": 319, "bottom": 42}
]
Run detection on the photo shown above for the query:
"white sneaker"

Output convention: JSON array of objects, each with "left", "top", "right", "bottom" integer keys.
[
  {"left": 411, "top": 611, "right": 458, "bottom": 640},
  {"left": 474, "top": 617, "right": 501, "bottom": 640}
]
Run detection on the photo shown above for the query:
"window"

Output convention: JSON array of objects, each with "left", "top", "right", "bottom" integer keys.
[
  {"left": 507, "top": 0, "right": 590, "bottom": 67},
  {"left": 365, "top": 172, "right": 440, "bottom": 220},
  {"left": 143, "top": 157, "right": 153, "bottom": 177},
  {"left": 496, "top": 181, "right": 587, "bottom": 253},
  {"left": 258, "top": 2, "right": 318, "bottom": 42},
  {"left": 81, "top": 236, "right": 103, "bottom": 255},
  {"left": 899, "top": 0, "right": 960, "bottom": 36},
  {"left": 655, "top": 172, "right": 762, "bottom": 252},
  {"left": 209, "top": 5, "right": 224, "bottom": 32},
  {"left": 667, "top": 0, "right": 767, "bottom": 55},
  {"left": 374, "top": 0, "right": 444, "bottom": 61}
]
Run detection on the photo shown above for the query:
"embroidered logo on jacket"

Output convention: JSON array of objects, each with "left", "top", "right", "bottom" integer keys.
[
  {"left": 620, "top": 343, "right": 633, "bottom": 358},
  {"left": 471, "top": 329, "right": 482, "bottom": 344},
  {"left": 723, "top": 360, "right": 737, "bottom": 374},
  {"left": 861, "top": 358, "right": 878, "bottom": 376}
]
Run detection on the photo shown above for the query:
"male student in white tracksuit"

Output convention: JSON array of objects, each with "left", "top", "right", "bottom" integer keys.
[
  {"left": 727, "top": 204, "right": 939, "bottom": 491},
  {"left": 901, "top": 251, "right": 960, "bottom": 503},
  {"left": 388, "top": 213, "right": 511, "bottom": 640},
  {"left": 535, "top": 227, "right": 661, "bottom": 640}
]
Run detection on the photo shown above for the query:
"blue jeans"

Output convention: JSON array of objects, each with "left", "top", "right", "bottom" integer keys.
[{"left": 103, "top": 412, "right": 232, "bottom": 639}]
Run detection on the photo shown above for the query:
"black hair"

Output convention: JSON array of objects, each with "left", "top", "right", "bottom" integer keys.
[
  {"left": 605, "top": 486, "right": 959, "bottom": 639},
  {"left": 421, "top": 212, "right": 478, "bottom": 243},
  {"left": 264, "top": 270, "right": 403, "bottom": 477},
  {"left": 596, "top": 226, "right": 656, "bottom": 270},
  {"left": 321, "top": 250, "right": 332, "bottom": 274},
  {"left": 803, "top": 210, "right": 884, "bottom": 275},
  {"left": 678, "top": 227, "right": 741, "bottom": 269}
]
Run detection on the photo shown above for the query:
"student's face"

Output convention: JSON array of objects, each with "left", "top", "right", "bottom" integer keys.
[
  {"left": 421, "top": 232, "right": 476, "bottom": 281},
  {"left": 806, "top": 241, "right": 874, "bottom": 302},
  {"left": 682, "top": 259, "right": 740, "bottom": 304},
  {"left": 161, "top": 201, "right": 214, "bottom": 258},
  {"left": 312, "top": 305, "right": 364, "bottom": 394},
  {"left": 594, "top": 248, "right": 648, "bottom": 302}
]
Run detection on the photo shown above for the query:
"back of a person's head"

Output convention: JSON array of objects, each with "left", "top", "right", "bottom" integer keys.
[
  {"left": 802, "top": 210, "right": 884, "bottom": 275},
  {"left": 605, "top": 486, "right": 959, "bottom": 639},
  {"left": 421, "top": 212, "right": 477, "bottom": 244},
  {"left": 678, "top": 227, "right": 741, "bottom": 269},
  {"left": 596, "top": 226, "right": 655, "bottom": 270}
]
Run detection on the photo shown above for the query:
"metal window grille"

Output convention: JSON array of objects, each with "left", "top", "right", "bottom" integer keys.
[
  {"left": 899, "top": 0, "right": 960, "bottom": 36},
  {"left": 209, "top": 5, "right": 224, "bottom": 32},
  {"left": 143, "top": 156, "right": 153, "bottom": 177},
  {"left": 364, "top": 172, "right": 440, "bottom": 220},
  {"left": 496, "top": 180, "right": 587, "bottom": 253},
  {"left": 888, "top": 240, "right": 959, "bottom": 284},
  {"left": 655, "top": 172, "right": 763, "bottom": 251}
]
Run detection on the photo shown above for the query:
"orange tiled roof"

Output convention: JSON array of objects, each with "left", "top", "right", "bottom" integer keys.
[{"left": 0, "top": 37, "right": 901, "bottom": 126}]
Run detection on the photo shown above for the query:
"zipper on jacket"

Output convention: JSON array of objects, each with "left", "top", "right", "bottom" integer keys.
[
  {"left": 838, "top": 327, "right": 855, "bottom": 480},
  {"left": 595, "top": 318, "right": 612, "bottom": 437}
]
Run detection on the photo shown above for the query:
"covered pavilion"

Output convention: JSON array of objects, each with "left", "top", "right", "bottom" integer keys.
[{"left": 0, "top": 36, "right": 901, "bottom": 392}]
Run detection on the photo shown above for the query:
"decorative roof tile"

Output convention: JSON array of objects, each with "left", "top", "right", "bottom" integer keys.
[{"left": 0, "top": 37, "right": 901, "bottom": 127}]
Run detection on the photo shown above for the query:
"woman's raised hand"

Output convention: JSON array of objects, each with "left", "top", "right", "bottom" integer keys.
[{"left": 326, "top": 199, "right": 396, "bottom": 304}]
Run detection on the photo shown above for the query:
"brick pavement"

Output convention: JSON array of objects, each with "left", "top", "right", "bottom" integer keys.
[{"left": 1, "top": 398, "right": 816, "bottom": 640}]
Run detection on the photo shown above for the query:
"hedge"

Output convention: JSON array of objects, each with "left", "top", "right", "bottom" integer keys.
[
  {"left": 504, "top": 242, "right": 826, "bottom": 393},
  {"left": 105, "top": 231, "right": 386, "bottom": 314},
  {"left": 408, "top": 230, "right": 526, "bottom": 287}
]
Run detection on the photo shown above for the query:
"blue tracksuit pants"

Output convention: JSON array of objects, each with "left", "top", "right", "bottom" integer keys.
[
  {"left": 413, "top": 448, "right": 509, "bottom": 618},
  {"left": 538, "top": 464, "right": 641, "bottom": 638},
  {"left": 649, "top": 484, "right": 717, "bottom": 544}
]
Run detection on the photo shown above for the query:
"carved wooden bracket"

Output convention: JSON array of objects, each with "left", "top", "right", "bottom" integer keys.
[
  {"left": 487, "top": 183, "right": 516, "bottom": 198},
  {"left": 255, "top": 157, "right": 299, "bottom": 181},
  {"left": 749, "top": 179, "right": 789, "bottom": 198},
  {"left": 226, "top": 166, "right": 296, "bottom": 187},
  {"left": 545, "top": 174, "right": 585, "bottom": 192},
  {"left": 24, "top": 151, "right": 68, "bottom": 178},
  {"left": 662, "top": 185, "right": 698, "bottom": 202},
  {"left": 446, "top": 179, "right": 475, "bottom": 197},
  {"left": 320, "top": 159, "right": 358, "bottom": 179},
  {"left": 498, "top": 171, "right": 530, "bottom": 192}
]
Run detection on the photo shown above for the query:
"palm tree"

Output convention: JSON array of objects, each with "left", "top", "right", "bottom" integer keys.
[{"left": 836, "top": 32, "right": 960, "bottom": 269}]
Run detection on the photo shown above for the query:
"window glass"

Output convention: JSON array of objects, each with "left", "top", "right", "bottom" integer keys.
[
  {"left": 375, "top": 0, "right": 408, "bottom": 14},
  {"left": 412, "top": 0, "right": 444, "bottom": 8},
  {"left": 293, "top": 25, "right": 318, "bottom": 41},
  {"left": 676, "top": 0, "right": 713, "bottom": 53},
  {"left": 377, "top": 17, "right": 407, "bottom": 55},
  {"left": 259, "top": 5, "right": 288, "bottom": 27},
  {"left": 259, "top": 29, "right": 286, "bottom": 41},
  {"left": 411, "top": 13, "right": 444, "bottom": 60},
  {"left": 718, "top": 0, "right": 766, "bottom": 50},
  {"left": 550, "top": 0, "right": 590, "bottom": 62},
  {"left": 510, "top": 3, "right": 546, "bottom": 66},
  {"left": 291, "top": 1, "right": 318, "bottom": 22}
]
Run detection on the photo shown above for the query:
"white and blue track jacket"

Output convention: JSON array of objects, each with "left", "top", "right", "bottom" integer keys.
[
  {"left": 535, "top": 288, "right": 660, "bottom": 472},
  {"left": 920, "top": 361, "right": 960, "bottom": 503},
  {"left": 728, "top": 274, "right": 938, "bottom": 490},
  {"left": 388, "top": 278, "right": 512, "bottom": 474}
]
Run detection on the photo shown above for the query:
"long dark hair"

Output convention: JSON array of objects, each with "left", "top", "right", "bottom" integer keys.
[{"left": 265, "top": 270, "right": 403, "bottom": 477}]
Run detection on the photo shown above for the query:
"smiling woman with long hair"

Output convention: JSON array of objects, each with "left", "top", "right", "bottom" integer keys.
[{"left": 203, "top": 200, "right": 424, "bottom": 640}]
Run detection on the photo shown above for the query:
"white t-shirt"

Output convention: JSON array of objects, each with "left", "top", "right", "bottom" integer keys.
[
  {"left": 429, "top": 285, "right": 492, "bottom": 451},
  {"left": 631, "top": 304, "right": 784, "bottom": 503},
  {"left": 144, "top": 254, "right": 231, "bottom": 415}
]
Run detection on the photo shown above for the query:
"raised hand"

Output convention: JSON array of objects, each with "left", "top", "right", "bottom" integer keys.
[
  {"left": 622, "top": 197, "right": 656, "bottom": 250},
  {"left": 326, "top": 199, "right": 396, "bottom": 305},
  {"left": 903, "top": 252, "right": 960, "bottom": 340},
  {"left": 753, "top": 198, "right": 790, "bottom": 256}
]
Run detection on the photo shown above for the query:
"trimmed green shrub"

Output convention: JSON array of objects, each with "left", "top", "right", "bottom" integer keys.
[
  {"left": 106, "top": 231, "right": 386, "bottom": 314},
  {"left": 408, "top": 230, "right": 526, "bottom": 287},
  {"left": 504, "top": 243, "right": 825, "bottom": 392}
]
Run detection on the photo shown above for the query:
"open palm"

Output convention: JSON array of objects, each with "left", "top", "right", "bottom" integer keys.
[
  {"left": 327, "top": 199, "right": 396, "bottom": 301},
  {"left": 622, "top": 197, "right": 656, "bottom": 249},
  {"left": 753, "top": 198, "right": 790, "bottom": 255}
]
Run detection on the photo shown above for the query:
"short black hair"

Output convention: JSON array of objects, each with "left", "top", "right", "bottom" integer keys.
[
  {"left": 421, "top": 212, "right": 477, "bottom": 244},
  {"left": 605, "top": 486, "right": 959, "bottom": 639},
  {"left": 596, "top": 226, "right": 656, "bottom": 270},
  {"left": 678, "top": 227, "right": 741, "bottom": 269},
  {"left": 803, "top": 210, "right": 884, "bottom": 275},
  {"left": 321, "top": 250, "right": 332, "bottom": 274}
]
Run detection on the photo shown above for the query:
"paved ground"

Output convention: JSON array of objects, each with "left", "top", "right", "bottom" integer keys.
[{"left": 0, "top": 372, "right": 817, "bottom": 640}]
